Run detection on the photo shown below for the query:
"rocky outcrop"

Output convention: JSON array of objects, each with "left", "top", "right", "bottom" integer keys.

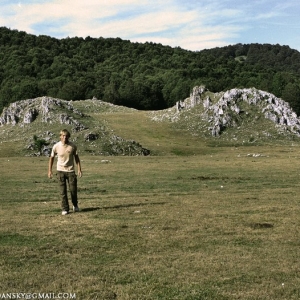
[
  {"left": 0, "top": 96, "right": 87, "bottom": 130},
  {"left": 0, "top": 96, "right": 150, "bottom": 156},
  {"left": 23, "top": 108, "right": 38, "bottom": 124},
  {"left": 161, "top": 86, "right": 300, "bottom": 137},
  {"left": 207, "top": 88, "right": 300, "bottom": 136},
  {"left": 176, "top": 85, "right": 206, "bottom": 111}
]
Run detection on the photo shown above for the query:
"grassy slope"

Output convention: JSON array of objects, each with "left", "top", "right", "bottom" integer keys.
[
  {"left": 1, "top": 103, "right": 300, "bottom": 299},
  {"left": 1, "top": 93, "right": 299, "bottom": 157},
  {"left": 99, "top": 110, "right": 213, "bottom": 156}
]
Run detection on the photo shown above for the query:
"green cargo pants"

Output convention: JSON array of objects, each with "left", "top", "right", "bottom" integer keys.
[{"left": 57, "top": 171, "right": 78, "bottom": 211}]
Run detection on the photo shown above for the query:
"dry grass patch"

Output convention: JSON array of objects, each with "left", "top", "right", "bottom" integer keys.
[{"left": 1, "top": 146, "right": 300, "bottom": 299}]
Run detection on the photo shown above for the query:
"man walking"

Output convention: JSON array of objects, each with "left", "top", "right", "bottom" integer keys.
[{"left": 48, "top": 129, "right": 82, "bottom": 215}]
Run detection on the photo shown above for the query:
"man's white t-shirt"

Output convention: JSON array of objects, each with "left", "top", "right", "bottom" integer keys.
[{"left": 51, "top": 141, "right": 78, "bottom": 172}]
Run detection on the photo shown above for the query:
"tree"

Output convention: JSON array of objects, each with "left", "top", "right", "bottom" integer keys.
[
  {"left": 57, "top": 81, "right": 85, "bottom": 100},
  {"left": 103, "top": 79, "right": 120, "bottom": 104},
  {"left": 12, "top": 79, "right": 39, "bottom": 101},
  {"left": 2, "top": 27, "right": 300, "bottom": 112},
  {"left": 281, "top": 83, "right": 300, "bottom": 115}
]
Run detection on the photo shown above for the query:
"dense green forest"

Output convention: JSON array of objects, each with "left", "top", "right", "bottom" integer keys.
[{"left": 1, "top": 26, "right": 300, "bottom": 114}]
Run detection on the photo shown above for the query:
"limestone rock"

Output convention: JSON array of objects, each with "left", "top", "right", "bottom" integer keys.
[
  {"left": 23, "top": 108, "right": 38, "bottom": 124},
  {"left": 152, "top": 85, "right": 300, "bottom": 137},
  {"left": 0, "top": 96, "right": 87, "bottom": 131},
  {"left": 202, "top": 87, "right": 300, "bottom": 136}
]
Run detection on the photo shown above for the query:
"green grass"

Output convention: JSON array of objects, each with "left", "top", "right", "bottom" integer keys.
[
  {"left": 1, "top": 100, "right": 300, "bottom": 299},
  {"left": 1, "top": 145, "right": 300, "bottom": 299}
]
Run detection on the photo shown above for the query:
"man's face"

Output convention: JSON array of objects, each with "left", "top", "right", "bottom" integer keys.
[{"left": 60, "top": 133, "right": 69, "bottom": 144}]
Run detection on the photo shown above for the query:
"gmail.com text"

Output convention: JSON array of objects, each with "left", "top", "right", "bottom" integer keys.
[{"left": 0, "top": 293, "right": 76, "bottom": 299}]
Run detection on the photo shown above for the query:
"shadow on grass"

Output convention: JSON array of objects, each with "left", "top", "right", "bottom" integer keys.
[
  {"left": 80, "top": 207, "right": 102, "bottom": 212},
  {"left": 81, "top": 201, "right": 166, "bottom": 212}
]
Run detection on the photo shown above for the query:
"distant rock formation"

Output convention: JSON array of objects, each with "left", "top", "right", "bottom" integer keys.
[
  {"left": 0, "top": 96, "right": 150, "bottom": 156},
  {"left": 176, "top": 85, "right": 206, "bottom": 111},
  {"left": 0, "top": 96, "right": 87, "bottom": 131},
  {"left": 211, "top": 88, "right": 299, "bottom": 136},
  {"left": 175, "top": 86, "right": 300, "bottom": 137}
]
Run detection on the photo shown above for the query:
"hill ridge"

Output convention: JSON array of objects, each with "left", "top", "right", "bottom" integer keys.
[
  {"left": 1, "top": 86, "right": 300, "bottom": 157},
  {"left": 150, "top": 86, "right": 300, "bottom": 139},
  {"left": 0, "top": 96, "right": 149, "bottom": 156}
]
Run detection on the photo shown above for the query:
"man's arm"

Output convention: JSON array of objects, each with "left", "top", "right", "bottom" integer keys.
[
  {"left": 48, "top": 156, "right": 54, "bottom": 178},
  {"left": 75, "top": 154, "right": 82, "bottom": 178}
]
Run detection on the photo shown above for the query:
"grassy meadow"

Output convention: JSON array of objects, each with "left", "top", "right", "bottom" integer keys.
[{"left": 1, "top": 105, "right": 300, "bottom": 299}]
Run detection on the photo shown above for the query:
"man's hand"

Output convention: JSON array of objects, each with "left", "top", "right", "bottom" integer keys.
[
  {"left": 75, "top": 154, "right": 82, "bottom": 178},
  {"left": 48, "top": 157, "right": 54, "bottom": 179}
]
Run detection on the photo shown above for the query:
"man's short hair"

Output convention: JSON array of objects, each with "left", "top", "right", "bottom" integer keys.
[{"left": 60, "top": 129, "right": 71, "bottom": 137}]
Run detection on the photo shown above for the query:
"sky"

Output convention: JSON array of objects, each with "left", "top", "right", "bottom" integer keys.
[{"left": 0, "top": 0, "right": 300, "bottom": 52}]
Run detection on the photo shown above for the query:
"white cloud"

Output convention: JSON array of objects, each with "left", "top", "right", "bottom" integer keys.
[{"left": 0, "top": 0, "right": 300, "bottom": 51}]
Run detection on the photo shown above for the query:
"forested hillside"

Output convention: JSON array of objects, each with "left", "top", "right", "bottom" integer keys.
[{"left": 1, "top": 26, "right": 300, "bottom": 114}]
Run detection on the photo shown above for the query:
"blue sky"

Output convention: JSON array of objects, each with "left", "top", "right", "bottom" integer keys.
[{"left": 1, "top": 0, "right": 300, "bottom": 51}]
